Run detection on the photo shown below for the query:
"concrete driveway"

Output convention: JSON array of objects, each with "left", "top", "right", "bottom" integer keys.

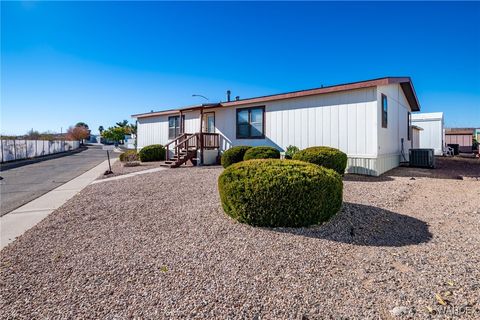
[{"left": 0, "top": 146, "right": 118, "bottom": 216}]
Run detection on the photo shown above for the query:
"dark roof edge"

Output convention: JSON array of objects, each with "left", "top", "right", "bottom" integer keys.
[
  {"left": 132, "top": 77, "right": 420, "bottom": 118},
  {"left": 131, "top": 103, "right": 220, "bottom": 118}
]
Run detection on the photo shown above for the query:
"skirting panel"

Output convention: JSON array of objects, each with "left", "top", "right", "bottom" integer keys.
[{"left": 346, "top": 154, "right": 400, "bottom": 176}]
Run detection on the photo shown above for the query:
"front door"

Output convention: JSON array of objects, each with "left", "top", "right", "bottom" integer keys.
[{"left": 202, "top": 112, "right": 215, "bottom": 133}]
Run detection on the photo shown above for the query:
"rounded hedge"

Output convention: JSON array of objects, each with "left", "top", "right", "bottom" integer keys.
[
  {"left": 138, "top": 144, "right": 166, "bottom": 162},
  {"left": 293, "top": 146, "right": 348, "bottom": 175},
  {"left": 119, "top": 150, "right": 139, "bottom": 162},
  {"left": 221, "top": 146, "right": 252, "bottom": 168},
  {"left": 218, "top": 159, "right": 343, "bottom": 227},
  {"left": 243, "top": 146, "right": 280, "bottom": 161}
]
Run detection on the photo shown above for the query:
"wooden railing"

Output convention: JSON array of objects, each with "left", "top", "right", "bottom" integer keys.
[
  {"left": 165, "top": 132, "right": 220, "bottom": 161},
  {"left": 165, "top": 133, "right": 189, "bottom": 161},
  {"left": 177, "top": 133, "right": 199, "bottom": 152},
  {"left": 201, "top": 133, "right": 220, "bottom": 149}
]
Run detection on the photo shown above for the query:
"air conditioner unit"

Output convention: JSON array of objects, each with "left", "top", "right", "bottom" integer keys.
[{"left": 409, "top": 149, "right": 435, "bottom": 168}]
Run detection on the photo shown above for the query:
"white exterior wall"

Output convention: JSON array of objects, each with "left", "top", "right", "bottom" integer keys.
[
  {"left": 137, "top": 115, "right": 169, "bottom": 149},
  {"left": 376, "top": 84, "right": 413, "bottom": 173},
  {"left": 137, "top": 112, "right": 202, "bottom": 150},
  {"left": 211, "top": 87, "right": 378, "bottom": 157},
  {"left": 412, "top": 129, "right": 421, "bottom": 149},
  {"left": 209, "top": 87, "right": 384, "bottom": 175},
  {"left": 136, "top": 84, "right": 415, "bottom": 176},
  {"left": 411, "top": 113, "right": 444, "bottom": 155},
  {"left": 184, "top": 111, "right": 201, "bottom": 134}
]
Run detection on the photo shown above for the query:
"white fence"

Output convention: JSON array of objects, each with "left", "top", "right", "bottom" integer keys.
[{"left": 0, "top": 140, "right": 80, "bottom": 163}]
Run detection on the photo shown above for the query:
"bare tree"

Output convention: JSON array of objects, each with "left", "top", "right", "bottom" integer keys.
[{"left": 66, "top": 126, "right": 90, "bottom": 144}]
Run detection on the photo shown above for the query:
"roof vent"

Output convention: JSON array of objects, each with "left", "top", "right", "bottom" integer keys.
[
  {"left": 226, "top": 90, "right": 231, "bottom": 102},
  {"left": 235, "top": 96, "right": 240, "bottom": 101}
]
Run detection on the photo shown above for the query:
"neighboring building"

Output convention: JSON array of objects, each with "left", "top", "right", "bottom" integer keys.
[
  {"left": 132, "top": 77, "right": 420, "bottom": 176},
  {"left": 411, "top": 125, "right": 423, "bottom": 149},
  {"left": 125, "top": 134, "right": 136, "bottom": 149},
  {"left": 87, "top": 134, "right": 100, "bottom": 144},
  {"left": 445, "top": 128, "right": 474, "bottom": 153},
  {"left": 411, "top": 112, "right": 444, "bottom": 155}
]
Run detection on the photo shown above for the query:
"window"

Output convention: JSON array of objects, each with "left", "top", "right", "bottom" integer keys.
[
  {"left": 381, "top": 94, "right": 388, "bottom": 128},
  {"left": 168, "top": 115, "right": 184, "bottom": 139},
  {"left": 236, "top": 106, "right": 265, "bottom": 139},
  {"left": 407, "top": 112, "right": 411, "bottom": 140}
]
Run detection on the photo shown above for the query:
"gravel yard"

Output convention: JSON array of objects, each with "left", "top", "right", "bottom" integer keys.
[{"left": 1, "top": 157, "right": 479, "bottom": 319}]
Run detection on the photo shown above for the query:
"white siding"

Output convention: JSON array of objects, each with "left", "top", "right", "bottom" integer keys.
[
  {"left": 135, "top": 84, "right": 419, "bottom": 176},
  {"left": 346, "top": 154, "right": 399, "bottom": 177},
  {"left": 212, "top": 87, "right": 378, "bottom": 157},
  {"left": 377, "top": 84, "right": 412, "bottom": 162},
  {"left": 137, "top": 115, "right": 170, "bottom": 149},
  {"left": 184, "top": 111, "right": 201, "bottom": 134},
  {"left": 137, "top": 112, "right": 201, "bottom": 150},
  {"left": 412, "top": 128, "right": 421, "bottom": 149}
]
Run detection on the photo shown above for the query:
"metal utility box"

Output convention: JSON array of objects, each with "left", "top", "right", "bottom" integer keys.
[{"left": 409, "top": 149, "right": 435, "bottom": 168}]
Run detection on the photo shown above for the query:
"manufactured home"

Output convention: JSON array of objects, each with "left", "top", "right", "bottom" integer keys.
[
  {"left": 132, "top": 77, "right": 420, "bottom": 176},
  {"left": 411, "top": 112, "right": 444, "bottom": 155},
  {"left": 445, "top": 128, "right": 474, "bottom": 153}
]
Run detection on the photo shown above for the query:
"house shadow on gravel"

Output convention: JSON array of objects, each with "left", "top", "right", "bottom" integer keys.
[{"left": 274, "top": 202, "right": 432, "bottom": 247}]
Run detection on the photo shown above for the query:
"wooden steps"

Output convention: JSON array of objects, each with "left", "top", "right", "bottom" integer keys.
[
  {"left": 160, "top": 149, "right": 198, "bottom": 168},
  {"left": 163, "top": 132, "right": 219, "bottom": 168}
]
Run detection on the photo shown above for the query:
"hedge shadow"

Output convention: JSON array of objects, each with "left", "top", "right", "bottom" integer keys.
[{"left": 273, "top": 202, "right": 432, "bottom": 247}]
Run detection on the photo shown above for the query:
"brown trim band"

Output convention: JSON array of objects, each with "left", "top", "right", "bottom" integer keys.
[{"left": 132, "top": 77, "right": 420, "bottom": 119}]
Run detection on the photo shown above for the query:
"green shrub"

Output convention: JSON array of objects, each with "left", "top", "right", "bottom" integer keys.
[
  {"left": 218, "top": 159, "right": 343, "bottom": 227},
  {"left": 221, "top": 146, "right": 252, "bottom": 168},
  {"left": 285, "top": 145, "right": 300, "bottom": 159},
  {"left": 138, "top": 144, "right": 166, "bottom": 162},
  {"left": 293, "top": 146, "right": 348, "bottom": 175},
  {"left": 119, "top": 150, "right": 139, "bottom": 162},
  {"left": 243, "top": 146, "right": 280, "bottom": 161}
]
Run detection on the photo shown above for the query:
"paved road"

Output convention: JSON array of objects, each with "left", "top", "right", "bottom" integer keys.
[{"left": 0, "top": 146, "right": 118, "bottom": 216}]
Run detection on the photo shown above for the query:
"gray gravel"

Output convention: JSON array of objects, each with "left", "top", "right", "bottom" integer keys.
[{"left": 1, "top": 158, "right": 479, "bottom": 319}]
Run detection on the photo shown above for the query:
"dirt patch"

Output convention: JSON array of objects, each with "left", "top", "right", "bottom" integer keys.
[{"left": 390, "top": 156, "right": 479, "bottom": 179}]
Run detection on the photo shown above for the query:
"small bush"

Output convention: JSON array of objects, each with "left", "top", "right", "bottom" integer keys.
[
  {"left": 218, "top": 159, "right": 343, "bottom": 227},
  {"left": 293, "top": 146, "right": 347, "bottom": 175},
  {"left": 138, "top": 144, "right": 166, "bottom": 162},
  {"left": 243, "top": 146, "right": 280, "bottom": 161},
  {"left": 119, "top": 150, "right": 139, "bottom": 162},
  {"left": 221, "top": 146, "right": 252, "bottom": 168},
  {"left": 285, "top": 145, "right": 300, "bottom": 159}
]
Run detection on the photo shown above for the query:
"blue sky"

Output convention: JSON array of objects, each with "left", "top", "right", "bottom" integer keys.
[{"left": 1, "top": 1, "right": 479, "bottom": 135}]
